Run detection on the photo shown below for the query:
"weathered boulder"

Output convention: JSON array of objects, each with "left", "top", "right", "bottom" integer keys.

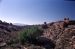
[{"left": 0, "top": 42, "right": 6, "bottom": 47}]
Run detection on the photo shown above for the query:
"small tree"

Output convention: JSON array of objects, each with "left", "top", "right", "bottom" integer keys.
[{"left": 42, "top": 22, "right": 48, "bottom": 29}]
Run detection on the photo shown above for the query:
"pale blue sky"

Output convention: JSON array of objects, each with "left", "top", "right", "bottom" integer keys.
[{"left": 0, "top": 0, "right": 75, "bottom": 25}]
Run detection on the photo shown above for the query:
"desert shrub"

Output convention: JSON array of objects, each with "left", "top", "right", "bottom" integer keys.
[
  {"left": 0, "top": 20, "right": 2, "bottom": 23},
  {"left": 19, "top": 27, "right": 43, "bottom": 44},
  {"left": 42, "top": 22, "right": 48, "bottom": 29},
  {"left": 6, "top": 38, "right": 19, "bottom": 45},
  {"left": 3, "top": 21, "right": 9, "bottom": 25},
  {"left": 10, "top": 23, "right": 13, "bottom": 25}
]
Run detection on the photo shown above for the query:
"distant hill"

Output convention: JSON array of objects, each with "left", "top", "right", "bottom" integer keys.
[{"left": 13, "top": 23, "right": 26, "bottom": 26}]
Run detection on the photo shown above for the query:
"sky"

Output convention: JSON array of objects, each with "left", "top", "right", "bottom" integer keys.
[{"left": 0, "top": 0, "right": 75, "bottom": 25}]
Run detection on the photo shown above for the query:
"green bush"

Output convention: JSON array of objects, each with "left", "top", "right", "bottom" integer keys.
[{"left": 19, "top": 27, "right": 43, "bottom": 44}]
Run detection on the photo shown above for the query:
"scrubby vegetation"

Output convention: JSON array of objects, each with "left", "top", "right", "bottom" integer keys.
[{"left": 19, "top": 26, "right": 43, "bottom": 44}]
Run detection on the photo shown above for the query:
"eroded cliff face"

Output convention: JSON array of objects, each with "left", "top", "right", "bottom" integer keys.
[{"left": 41, "top": 19, "right": 75, "bottom": 49}]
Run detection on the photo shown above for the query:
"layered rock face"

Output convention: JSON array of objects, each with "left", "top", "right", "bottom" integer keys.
[{"left": 41, "top": 18, "right": 75, "bottom": 49}]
